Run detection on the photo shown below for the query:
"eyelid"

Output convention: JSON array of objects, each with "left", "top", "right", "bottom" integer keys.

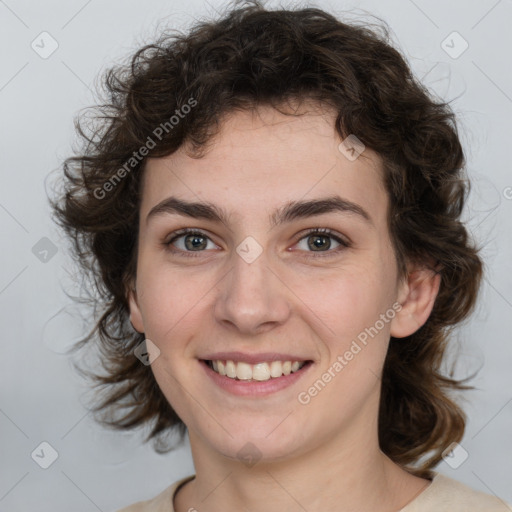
[{"left": 295, "top": 227, "right": 350, "bottom": 245}]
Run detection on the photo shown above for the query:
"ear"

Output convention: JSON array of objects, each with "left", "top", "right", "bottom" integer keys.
[
  {"left": 390, "top": 265, "right": 441, "bottom": 338},
  {"left": 127, "top": 281, "right": 145, "bottom": 333}
]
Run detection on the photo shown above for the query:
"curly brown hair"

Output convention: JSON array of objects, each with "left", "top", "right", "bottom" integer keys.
[{"left": 50, "top": 0, "right": 483, "bottom": 478}]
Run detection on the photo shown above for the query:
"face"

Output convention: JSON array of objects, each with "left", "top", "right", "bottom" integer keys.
[{"left": 128, "top": 104, "right": 439, "bottom": 465}]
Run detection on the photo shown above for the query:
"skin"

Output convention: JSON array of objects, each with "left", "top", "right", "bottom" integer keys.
[{"left": 128, "top": 103, "right": 441, "bottom": 512}]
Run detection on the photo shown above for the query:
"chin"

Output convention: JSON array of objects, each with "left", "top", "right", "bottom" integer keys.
[
  {"left": 201, "top": 419, "right": 311, "bottom": 464},
  {"left": 220, "top": 438, "right": 303, "bottom": 465}
]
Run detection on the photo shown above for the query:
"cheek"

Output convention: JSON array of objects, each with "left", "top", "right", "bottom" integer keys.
[
  {"left": 136, "top": 259, "right": 213, "bottom": 340},
  {"left": 136, "top": 243, "right": 397, "bottom": 354},
  {"left": 301, "top": 265, "right": 393, "bottom": 337},
  {"left": 303, "top": 271, "right": 394, "bottom": 406}
]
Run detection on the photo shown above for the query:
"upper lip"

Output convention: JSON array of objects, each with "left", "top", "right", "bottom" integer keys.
[{"left": 200, "top": 352, "right": 312, "bottom": 365}]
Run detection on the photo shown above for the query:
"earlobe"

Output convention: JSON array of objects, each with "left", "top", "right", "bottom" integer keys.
[
  {"left": 127, "top": 283, "right": 145, "bottom": 333},
  {"left": 390, "top": 267, "right": 441, "bottom": 338}
]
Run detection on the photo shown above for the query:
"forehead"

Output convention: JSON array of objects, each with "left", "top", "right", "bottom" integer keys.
[{"left": 140, "top": 105, "right": 388, "bottom": 227}]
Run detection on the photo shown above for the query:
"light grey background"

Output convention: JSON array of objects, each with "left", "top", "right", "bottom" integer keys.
[{"left": 0, "top": 0, "right": 511, "bottom": 510}]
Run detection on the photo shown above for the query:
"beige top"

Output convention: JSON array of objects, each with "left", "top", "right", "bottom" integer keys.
[{"left": 116, "top": 472, "right": 510, "bottom": 511}]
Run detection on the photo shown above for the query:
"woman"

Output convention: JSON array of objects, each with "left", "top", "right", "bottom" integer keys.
[{"left": 51, "top": 1, "right": 510, "bottom": 510}]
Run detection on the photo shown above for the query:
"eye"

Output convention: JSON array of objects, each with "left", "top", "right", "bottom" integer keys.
[
  {"left": 164, "top": 227, "right": 351, "bottom": 258},
  {"left": 165, "top": 228, "right": 217, "bottom": 256},
  {"left": 293, "top": 228, "right": 350, "bottom": 257}
]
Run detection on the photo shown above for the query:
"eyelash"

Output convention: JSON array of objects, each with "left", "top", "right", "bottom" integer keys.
[{"left": 164, "top": 227, "right": 351, "bottom": 258}]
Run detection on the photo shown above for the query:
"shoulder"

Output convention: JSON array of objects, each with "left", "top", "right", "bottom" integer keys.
[
  {"left": 114, "top": 475, "right": 195, "bottom": 512},
  {"left": 401, "top": 472, "right": 511, "bottom": 512}
]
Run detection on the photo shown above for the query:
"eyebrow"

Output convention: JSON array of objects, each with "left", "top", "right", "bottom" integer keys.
[{"left": 146, "top": 195, "right": 373, "bottom": 228}]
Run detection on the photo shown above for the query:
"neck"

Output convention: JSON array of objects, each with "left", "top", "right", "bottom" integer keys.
[{"left": 174, "top": 421, "right": 430, "bottom": 512}]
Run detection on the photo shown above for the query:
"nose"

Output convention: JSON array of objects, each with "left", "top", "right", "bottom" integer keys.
[{"left": 214, "top": 248, "right": 291, "bottom": 335}]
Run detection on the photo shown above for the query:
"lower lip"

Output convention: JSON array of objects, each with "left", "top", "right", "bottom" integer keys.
[{"left": 200, "top": 360, "right": 313, "bottom": 397}]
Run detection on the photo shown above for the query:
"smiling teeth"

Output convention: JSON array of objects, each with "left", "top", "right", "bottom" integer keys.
[{"left": 210, "top": 360, "right": 306, "bottom": 381}]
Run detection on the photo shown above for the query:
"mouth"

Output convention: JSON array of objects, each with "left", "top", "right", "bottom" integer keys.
[{"left": 201, "top": 358, "right": 313, "bottom": 382}]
